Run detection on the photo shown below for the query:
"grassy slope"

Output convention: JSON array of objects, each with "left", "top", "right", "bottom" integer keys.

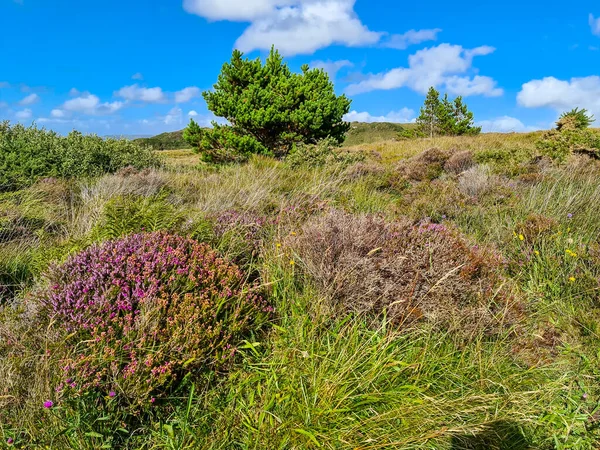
[
  {"left": 134, "top": 121, "right": 416, "bottom": 151},
  {"left": 1, "top": 133, "right": 600, "bottom": 449}
]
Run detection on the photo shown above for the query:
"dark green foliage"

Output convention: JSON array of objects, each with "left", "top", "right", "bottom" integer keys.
[
  {"left": 186, "top": 47, "right": 351, "bottom": 162},
  {"left": 415, "top": 88, "right": 481, "bottom": 137},
  {"left": 557, "top": 108, "right": 595, "bottom": 131},
  {"left": 134, "top": 130, "right": 191, "bottom": 150},
  {"left": 0, "top": 122, "right": 161, "bottom": 191},
  {"left": 452, "top": 96, "right": 481, "bottom": 136}
]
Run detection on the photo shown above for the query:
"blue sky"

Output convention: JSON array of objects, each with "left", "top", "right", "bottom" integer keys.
[{"left": 1, "top": 0, "right": 600, "bottom": 135}]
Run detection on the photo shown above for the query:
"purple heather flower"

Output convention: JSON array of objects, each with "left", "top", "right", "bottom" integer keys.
[
  {"left": 43, "top": 400, "right": 54, "bottom": 409},
  {"left": 7, "top": 438, "right": 14, "bottom": 445},
  {"left": 567, "top": 213, "right": 573, "bottom": 219},
  {"left": 582, "top": 393, "right": 589, "bottom": 400},
  {"left": 109, "top": 391, "right": 116, "bottom": 398},
  {"left": 150, "top": 397, "right": 156, "bottom": 403}
]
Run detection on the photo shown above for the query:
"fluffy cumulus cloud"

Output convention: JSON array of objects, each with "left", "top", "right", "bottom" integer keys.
[
  {"left": 188, "top": 110, "right": 199, "bottom": 116},
  {"left": 51, "top": 109, "right": 66, "bottom": 118},
  {"left": 344, "top": 108, "right": 415, "bottom": 123},
  {"left": 184, "top": 0, "right": 381, "bottom": 55},
  {"left": 346, "top": 44, "right": 503, "bottom": 97},
  {"left": 175, "top": 86, "right": 201, "bottom": 103},
  {"left": 164, "top": 107, "right": 183, "bottom": 125},
  {"left": 18, "top": 93, "right": 40, "bottom": 106},
  {"left": 310, "top": 59, "right": 353, "bottom": 78},
  {"left": 477, "top": 116, "right": 539, "bottom": 133},
  {"left": 517, "top": 76, "right": 600, "bottom": 117},
  {"left": 61, "top": 93, "right": 123, "bottom": 115},
  {"left": 382, "top": 28, "right": 442, "bottom": 50},
  {"left": 15, "top": 109, "right": 32, "bottom": 120},
  {"left": 115, "top": 84, "right": 166, "bottom": 103},
  {"left": 590, "top": 14, "right": 600, "bottom": 36}
]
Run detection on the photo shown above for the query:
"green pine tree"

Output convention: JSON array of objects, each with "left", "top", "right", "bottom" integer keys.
[
  {"left": 182, "top": 118, "right": 204, "bottom": 148},
  {"left": 416, "top": 87, "right": 442, "bottom": 138},
  {"left": 188, "top": 47, "right": 351, "bottom": 162},
  {"left": 437, "top": 93, "right": 456, "bottom": 136},
  {"left": 415, "top": 88, "right": 481, "bottom": 138},
  {"left": 451, "top": 96, "right": 481, "bottom": 136}
]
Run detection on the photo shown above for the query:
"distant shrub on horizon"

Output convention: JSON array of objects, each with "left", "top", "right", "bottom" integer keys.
[{"left": 0, "top": 121, "right": 161, "bottom": 191}]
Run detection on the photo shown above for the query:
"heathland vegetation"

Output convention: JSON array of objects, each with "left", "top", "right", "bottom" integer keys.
[{"left": 1, "top": 49, "right": 600, "bottom": 449}]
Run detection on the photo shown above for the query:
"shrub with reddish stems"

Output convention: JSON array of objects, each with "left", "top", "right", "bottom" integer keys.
[
  {"left": 290, "top": 210, "right": 516, "bottom": 335},
  {"left": 33, "top": 232, "right": 271, "bottom": 407}
]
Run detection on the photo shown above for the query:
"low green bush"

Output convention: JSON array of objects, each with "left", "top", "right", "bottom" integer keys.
[
  {"left": 0, "top": 122, "right": 161, "bottom": 191},
  {"left": 536, "top": 128, "right": 600, "bottom": 162}
]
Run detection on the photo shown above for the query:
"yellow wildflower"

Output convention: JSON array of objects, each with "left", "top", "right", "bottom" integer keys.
[
  {"left": 289, "top": 260, "right": 295, "bottom": 266},
  {"left": 569, "top": 276, "right": 576, "bottom": 282},
  {"left": 276, "top": 243, "right": 282, "bottom": 248},
  {"left": 534, "top": 250, "right": 540, "bottom": 256},
  {"left": 519, "top": 234, "right": 525, "bottom": 241}
]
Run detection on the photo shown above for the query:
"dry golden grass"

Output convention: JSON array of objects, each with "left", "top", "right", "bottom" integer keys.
[{"left": 347, "top": 132, "right": 541, "bottom": 164}]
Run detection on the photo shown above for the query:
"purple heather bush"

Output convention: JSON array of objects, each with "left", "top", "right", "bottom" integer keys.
[{"left": 34, "top": 231, "right": 271, "bottom": 406}]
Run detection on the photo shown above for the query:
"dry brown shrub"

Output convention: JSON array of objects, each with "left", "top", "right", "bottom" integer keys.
[
  {"left": 516, "top": 214, "right": 559, "bottom": 243},
  {"left": 444, "top": 150, "right": 475, "bottom": 175},
  {"left": 396, "top": 147, "right": 450, "bottom": 182},
  {"left": 290, "top": 210, "right": 517, "bottom": 335}
]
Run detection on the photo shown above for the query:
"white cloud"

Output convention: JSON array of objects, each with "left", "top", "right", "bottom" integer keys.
[
  {"left": 51, "top": 109, "right": 66, "bottom": 118},
  {"left": 15, "top": 109, "right": 32, "bottom": 120},
  {"left": 345, "top": 43, "right": 502, "bottom": 97},
  {"left": 18, "top": 93, "right": 40, "bottom": 106},
  {"left": 175, "top": 86, "right": 201, "bottom": 103},
  {"left": 382, "top": 28, "right": 442, "bottom": 50},
  {"left": 164, "top": 107, "right": 183, "bottom": 125},
  {"left": 590, "top": 13, "right": 600, "bottom": 36},
  {"left": 184, "top": 0, "right": 381, "bottom": 56},
  {"left": 517, "top": 76, "right": 600, "bottom": 117},
  {"left": 310, "top": 59, "right": 353, "bottom": 79},
  {"left": 132, "top": 72, "right": 144, "bottom": 80},
  {"left": 477, "top": 116, "right": 539, "bottom": 133},
  {"left": 183, "top": 0, "right": 289, "bottom": 21},
  {"left": 115, "top": 84, "right": 166, "bottom": 103},
  {"left": 69, "top": 88, "right": 81, "bottom": 96},
  {"left": 62, "top": 93, "right": 124, "bottom": 115},
  {"left": 188, "top": 110, "right": 199, "bottom": 116},
  {"left": 344, "top": 108, "right": 415, "bottom": 123}
]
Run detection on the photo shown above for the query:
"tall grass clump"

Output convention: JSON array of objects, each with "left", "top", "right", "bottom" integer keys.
[{"left": 0, "top": 122, "right": 160, "bottom": 191}]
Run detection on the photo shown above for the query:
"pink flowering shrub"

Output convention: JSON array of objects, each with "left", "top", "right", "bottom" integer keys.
[{"left": 35, "top": 232, "right": 271, "bottom": 406}]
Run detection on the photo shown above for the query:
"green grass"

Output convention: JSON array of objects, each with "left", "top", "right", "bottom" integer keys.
[{"left": 1, "top": 133, "right": 600, "bottom": 449}]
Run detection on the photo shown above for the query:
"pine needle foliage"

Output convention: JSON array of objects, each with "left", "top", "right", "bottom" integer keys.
[{"left": 184, "top": 47, "right": 351, "bottom": 162}]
